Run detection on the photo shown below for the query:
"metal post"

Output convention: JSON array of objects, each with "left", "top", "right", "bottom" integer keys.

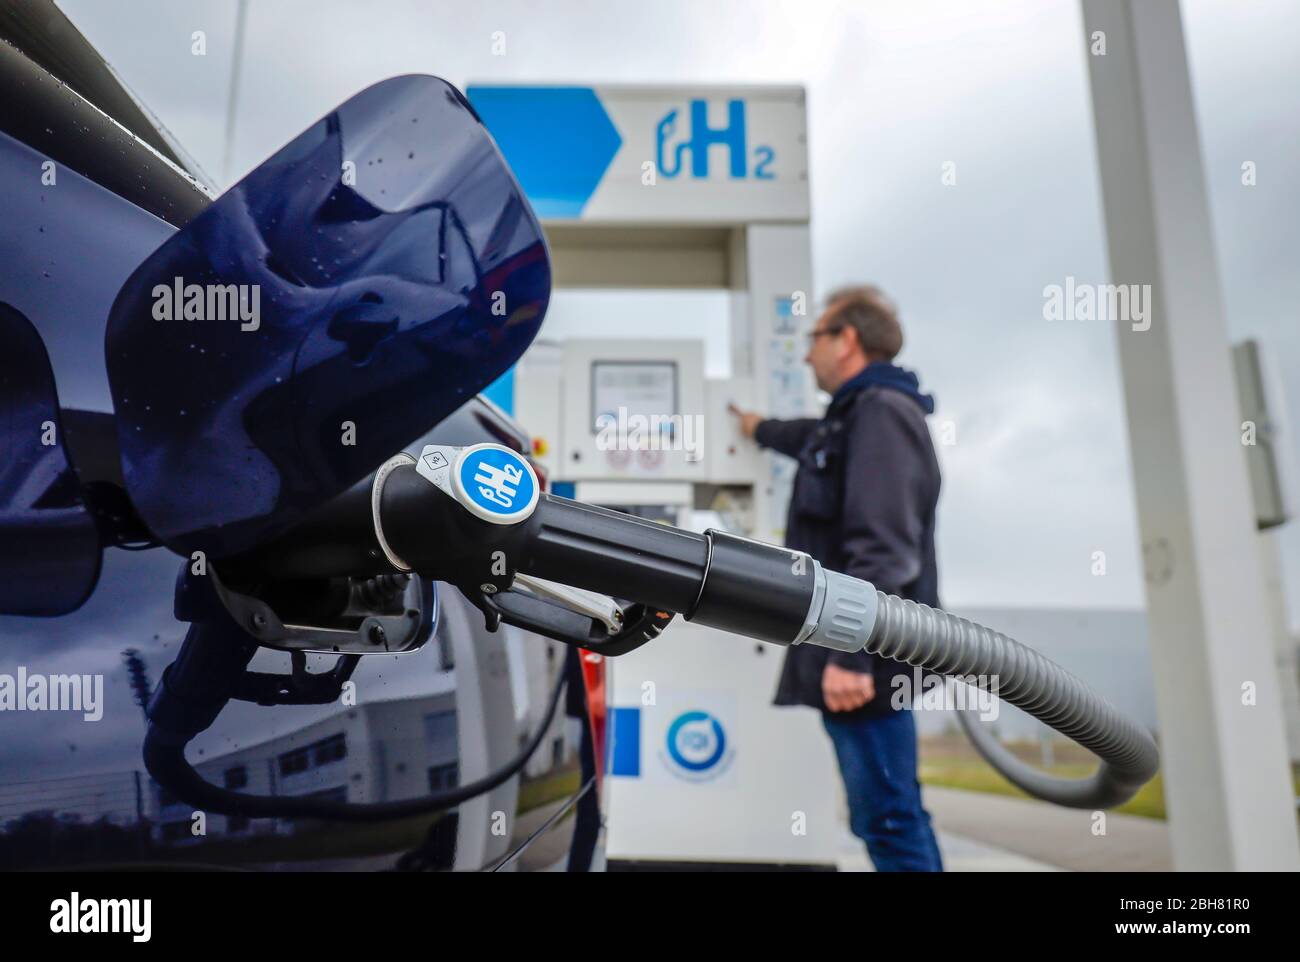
[
  {"left": 221, "top": 0, "right": 250, "bottom": 186},
  {"left": 1081, "top": 0, "right": 1300, "bottom": 869}
]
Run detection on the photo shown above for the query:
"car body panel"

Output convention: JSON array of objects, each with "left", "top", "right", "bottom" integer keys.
[{"left": 0, "top": 13, "right": 598, "bottom": 871}]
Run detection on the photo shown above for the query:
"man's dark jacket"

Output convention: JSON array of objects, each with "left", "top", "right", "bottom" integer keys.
[{"left": 754, "top": 362, "right": 941, "bottom": 718}]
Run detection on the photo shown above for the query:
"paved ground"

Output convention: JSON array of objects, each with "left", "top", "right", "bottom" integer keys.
[
  {"left": 836, "top": 829, "right": 1061, "bottom": 872},
  {"left": 835, "top": 786, "right": 1172, "bottom": 872},
  {"left": 263, "top": 787, "right": 1175, "bottom": 872}
]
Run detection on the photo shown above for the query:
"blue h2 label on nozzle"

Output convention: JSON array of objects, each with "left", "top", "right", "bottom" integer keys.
[{"left": 455, "top": 444, "right": 538, "bottom": 525}]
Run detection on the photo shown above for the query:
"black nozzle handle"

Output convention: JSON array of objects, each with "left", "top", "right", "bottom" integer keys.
[
  {"left": 228, "top": 456, "right": 844, "bottom": 652},
  {"left": 374, "top": 466, "right": 828, "bottom": 647},
  {"left": 516, "top": 495, "right": 710, "bottom": 614},
  {"left": 516, "top": 498, "right": 822, "bottom": 647}
]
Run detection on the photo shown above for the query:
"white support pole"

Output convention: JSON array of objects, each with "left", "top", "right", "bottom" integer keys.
[{"left": 1081, "top": 0, "right": 1299, "bottom": 869}]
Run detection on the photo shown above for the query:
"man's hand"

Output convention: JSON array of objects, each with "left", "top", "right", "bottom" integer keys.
[
  {"left": 822, "top": 662, "right": 875, "bottom": 712},
  {"left": 727, "top": 402, "right": 764, "bottom": 440}
]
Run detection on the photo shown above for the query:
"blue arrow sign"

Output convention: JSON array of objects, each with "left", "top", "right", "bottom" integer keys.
[{"left": 467, "top": 86, "right": 622, "bottom": 218}]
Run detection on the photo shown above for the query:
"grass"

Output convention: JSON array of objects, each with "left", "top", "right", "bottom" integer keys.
[
  {"left": 518, "top": 765, "right": 582, "bottom": 813},
  {"left": 89, "top": 765, "right": 586, "bottom": 869},
  {"left": 146, "top": 810, "right": 446, "bottom": 866},
  {"left": 918, "top": 734, "right": 1300, "bottom": 822}
]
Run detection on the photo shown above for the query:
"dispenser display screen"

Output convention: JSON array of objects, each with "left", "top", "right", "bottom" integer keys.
[{"left": 591, "top": 361, "right": 678, "bottom": 433}]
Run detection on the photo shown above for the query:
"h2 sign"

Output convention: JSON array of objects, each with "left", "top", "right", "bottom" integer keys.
[
  {"left": 656, "top": 99, "right": 776, "bottom": 181},
  {"left": 467, "top": 84, "right": 808, "bottom": 223}
]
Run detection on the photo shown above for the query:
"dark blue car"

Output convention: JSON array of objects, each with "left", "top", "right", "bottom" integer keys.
[{"left": 0, "top": 0, "right": 606, "bottom": 871}]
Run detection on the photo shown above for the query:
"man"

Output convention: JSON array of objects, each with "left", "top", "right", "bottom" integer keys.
[{"left": 730, "top": 285, "right": 943, "bottom": 872}]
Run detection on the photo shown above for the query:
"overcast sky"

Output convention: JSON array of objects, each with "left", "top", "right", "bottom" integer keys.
[{"left": 55, "top": 0, "right": 1300, "bottom": 622}]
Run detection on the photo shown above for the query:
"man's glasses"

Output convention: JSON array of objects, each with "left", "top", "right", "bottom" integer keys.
[{"left": 806, "top": 325, "right": 843, "bottom": 344}]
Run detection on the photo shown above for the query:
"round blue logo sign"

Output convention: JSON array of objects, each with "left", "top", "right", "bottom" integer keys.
[
  {"left": 454, "top": 444, "right": 538, "bottom": 524},
  {"left": 666, "top": 711, "right": 727, "bottom": 773}
]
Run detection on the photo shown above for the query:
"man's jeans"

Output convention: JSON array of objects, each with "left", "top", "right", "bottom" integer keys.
[{"left": 822, "top": 707, "right": 943, "bottom": 872}]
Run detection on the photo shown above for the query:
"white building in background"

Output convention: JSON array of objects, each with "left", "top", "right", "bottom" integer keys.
[
  {"left": 154, "top": 691, "right": 460, "bottom": 843},
  {"left": 153, "top": 662, "right": 581, "bottom": 845}
]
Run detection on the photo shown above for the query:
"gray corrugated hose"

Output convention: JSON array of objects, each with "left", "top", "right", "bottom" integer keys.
[{"left": 867, "top": 591, "right": 1160, "bottom": 808}]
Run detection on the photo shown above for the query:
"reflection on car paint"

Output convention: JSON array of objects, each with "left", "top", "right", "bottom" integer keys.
[{"left": 0, "top": 33, "right": 594, "bottom": 870}]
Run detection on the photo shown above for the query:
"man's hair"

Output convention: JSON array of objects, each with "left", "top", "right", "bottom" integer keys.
[{"left": 824, "top": 285, "right": 903, "bottom": 361}]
